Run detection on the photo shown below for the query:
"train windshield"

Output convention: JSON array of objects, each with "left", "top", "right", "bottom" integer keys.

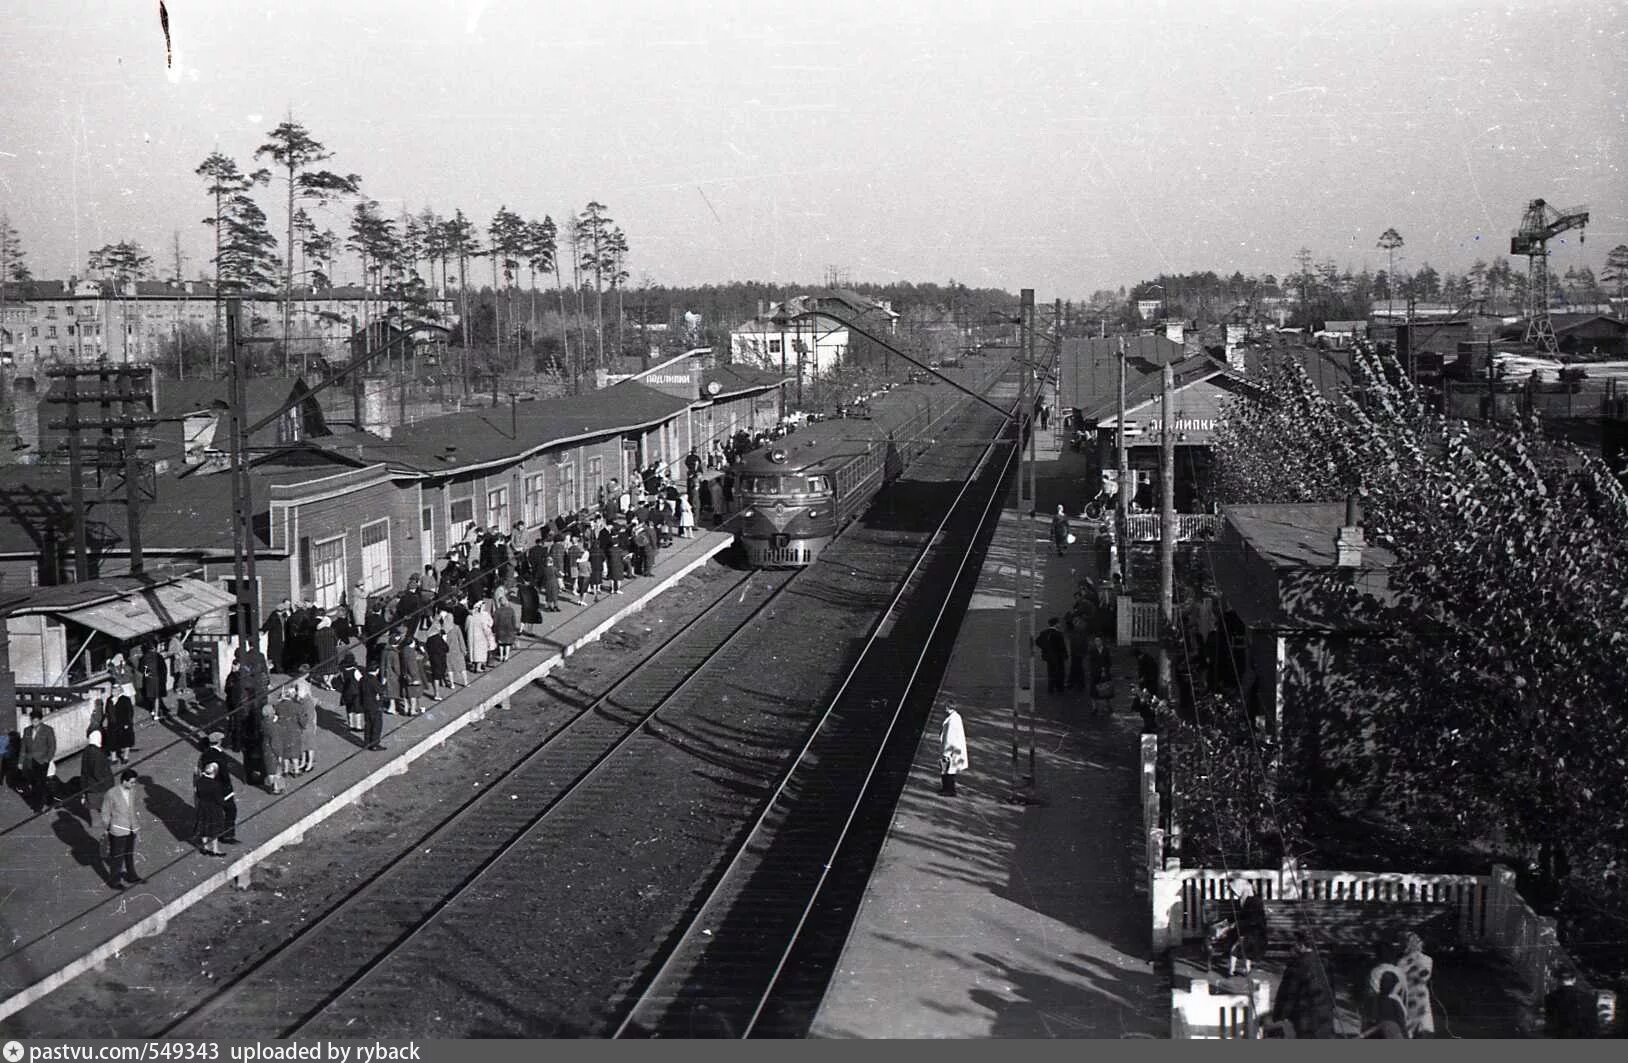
[{"left": 741, "top": 475, "right": 829, "bottom": 494}]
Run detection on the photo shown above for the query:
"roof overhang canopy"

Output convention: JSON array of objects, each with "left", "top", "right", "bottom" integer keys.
[{"left": 54, "top": 578, "right": 236, "bottom": 641}]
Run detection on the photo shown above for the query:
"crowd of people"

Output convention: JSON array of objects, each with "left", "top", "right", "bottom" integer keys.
[{"left": 7, "top": 436, "right": 792, "bottom": 891}]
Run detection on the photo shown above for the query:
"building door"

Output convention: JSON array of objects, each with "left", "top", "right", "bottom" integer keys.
[
  {"left": 310, "top": 536, "right": 346, "bottom": 609},
  {"left": 360, "top": 519, "right": 391, "bottom": 592}
]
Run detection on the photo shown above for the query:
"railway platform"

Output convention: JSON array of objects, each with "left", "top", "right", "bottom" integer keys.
[
  {"left": 0, "top": 529, "right": 732, "bottom": 1026},
  {"left": 809, "top": 426, "right": 1167, "bottom": 1039}
]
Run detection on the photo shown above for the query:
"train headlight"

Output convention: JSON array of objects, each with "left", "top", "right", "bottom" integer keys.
[
  {"left": 808, "top": 509, "right": 820, "bottom": 518},
  {"left": 742, "top": 508, "right": 755, "bottom": 518}
]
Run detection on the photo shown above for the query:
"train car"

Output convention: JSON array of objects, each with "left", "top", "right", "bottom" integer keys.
[{"left": 734, "top": 370, "right": 995, "bottom": 567}]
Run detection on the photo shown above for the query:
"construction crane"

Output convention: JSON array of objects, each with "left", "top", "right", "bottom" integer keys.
[{"left": 1511, "top": 198, "right": 1589, "bottom": 355}]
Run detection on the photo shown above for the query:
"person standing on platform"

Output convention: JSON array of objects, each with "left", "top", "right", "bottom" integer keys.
[
  {"left": 588, "top": 523, "right": 606, "bottom": 601},
  {"left": 709, "top": 476, "right": 726, "bottom": 525},
  {"left": 165, "top": 632, "right": 193, "bottom": 717},
  {"left": 939, "top": 706, "right": 969, "bottom": 796},
  {"left": 258, "top": 702, "right": 284, "bottom": 794},
  {"left": 467, "top": 600, "right": 494, "bottom": 673},
  {"left": 643, "top": 518, "right": 662, "bottom": 575},
  {"left": 101, "top": 769, "right": 143, "bottom": 888},
  {"left": 339, "top": 651, "right": 365, "bottom": 733},
  {"left": 1064, "top": 614, "right": 1090, "bottom": 692},
  {"left": 439, "top": 611, "right": 470, "bottom": 689},
  {"left": 398, "top": 637, "right": 425, "bottom": 716},
  {"left": 1033, "top": 617, "right": 1069, "bottom": 694},
  {"left": 138, "top": 640, "right": 168, "bottom": 722},
  {"left": 21, "top": 709, "right": 57, "bottom": 811},
  {"left": 424, "top": 621, "right": 450, "bottom": 698},
  {"left": 605, "top": 525, "right": 626, "bottom": 595},
  {"left": 106, "top": 694, "right": 136, "bottom": 766},
  {"left": 193, "top": 761, "right": 228, "bottom": 856},
  {"left": 78, "top": 730, "right": 114, "bottom": 830},
  {"left": 492, "top": 591, "right": 518, "bottom": 663},
  {"left": 1050, "top": 505, "right": 1071, "bottom": 556},
  {"left": 360, "top": 662, "right": 388, "bottom": 751},
  {"left": 197, "top": 730, "right": 238, "bottom": 844},
  {"left": 262, "top": 602, "right": 290, "bottom": 674}
]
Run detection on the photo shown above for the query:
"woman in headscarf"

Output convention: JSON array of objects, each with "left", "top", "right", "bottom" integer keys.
[
  {"left": 423, "top": 620, "right": 449, "bottom": 699},
  {"left": 193, "top": 760, "right": 228, "bottom": 856},
  {"left": 1396, "top": 931, "right": 1435, "bottom": 1037},
  {"left": 491, "top": 591, "right": 518, "bottom": 663},
  {"left": 106, "top": 651, "right": 136, "bottom": 705},
  {"left": 540, "top": 536, "right": 562, "bottom": 613},
  {"left": 105, "top": 693, "right": 136, "bottom": 765},
  {"left": 939, "top": 706, "right": 968, "bottom": 796},
  {"left": 276, "top": 685, "right": 304, "bottom": 780},
  {"left": 517, "top": 573, "right": 543, "bottom": 633},
  {"left": 312, "top": 615, "right": 340, "bottom": 688},
  {"left": 166, "top": 632, "right": 194, "bottom": 713},
  {"left": 604, "top": 522, "right": 625, "bottom": 595},
  {"left": 440, "top": 611, "right": 470, "bottom": 688},
  {"left": 398, "top": 636, "right": 425, "bottom": 715},
  {"left": 259, "top": 701, "right": 285, "bottom": 794},
  {"left": 466, "top": 599, "right": 494, "bottom": 672}
]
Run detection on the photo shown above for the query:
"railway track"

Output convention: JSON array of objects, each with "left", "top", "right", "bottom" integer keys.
[
  {"left": 159, "top": 564, "right": 797, "bottom": 1038},
  {"left": 154, "top": 362, "right": 1019, "bottom": 1038},
  {"left": 614, "top": 385, "right": 1020, "bottom": 1038}
]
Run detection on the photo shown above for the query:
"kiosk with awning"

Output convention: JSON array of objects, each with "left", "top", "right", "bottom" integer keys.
[{"left": 4, "top": 574, "right": 236, "bottom": 762}]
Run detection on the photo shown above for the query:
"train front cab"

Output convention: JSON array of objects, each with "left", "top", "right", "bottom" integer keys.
[{"left": 736, "top": 455, "right": 838, "bottom": 567}]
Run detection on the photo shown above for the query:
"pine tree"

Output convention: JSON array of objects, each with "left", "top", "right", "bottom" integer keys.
[
  {"left": 576, "top": 202, "right": 614, "bottom": 371},
  {"left": 196, "top": 152, "right": 271, "bottom": 373},
  {"left": 256, "top": 116, "right": 361, "bottom": 371}
]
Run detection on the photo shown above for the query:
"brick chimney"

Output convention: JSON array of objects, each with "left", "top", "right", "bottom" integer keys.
[{"left": 1335, "top": 495, "right": 1365, "bottom": 567}]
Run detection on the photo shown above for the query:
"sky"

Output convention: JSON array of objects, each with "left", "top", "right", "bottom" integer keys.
[{"left": 1, "top": 0, "right": 1624, "bottom": 302}]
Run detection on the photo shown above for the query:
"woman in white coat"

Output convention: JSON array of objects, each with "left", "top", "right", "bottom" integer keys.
[
  {"left": 939, "top": 706, "right": 969, "bottom": 796},
  {"left": 466, "top": 600, "right": 495, "bottom": 672}
]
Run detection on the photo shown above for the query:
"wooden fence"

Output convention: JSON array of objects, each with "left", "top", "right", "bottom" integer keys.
[
  {"left": 1116, "top": 596, "right": 1160, "bottom": 645},
  {"left": 1124, "top": 513, "right": 1221, "bottom": 543}
]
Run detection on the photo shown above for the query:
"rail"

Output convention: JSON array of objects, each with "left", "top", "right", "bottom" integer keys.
[
  {"left": 614, "top": 371, "right": 1021, "bottom": 1038},
  {"left": 158, "top": 566, "right": 794, "bottom": 1038}
]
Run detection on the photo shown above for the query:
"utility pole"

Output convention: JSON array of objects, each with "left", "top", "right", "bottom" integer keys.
[
  {"left": 172, "top": 231, "right": 186, "bottom": 381},
  {"left": 226, "top": 300, "right": 260, "bottom": 641},
  {"left": 1011, "top": 289, "right": 1035, "bottom": 801},
  {"left": 1158, "top": 361, "right": 1176, "bottom": 699},
  {"left": 45, "top": 364, "right": 157, "bottom": 579},
  {"left": 1116, "top": 335, "right": 1130, "bottom": 582}
]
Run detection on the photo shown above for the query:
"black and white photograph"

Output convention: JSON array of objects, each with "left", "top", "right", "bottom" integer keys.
[{"left": 0, "top": 0, "right": 1624, "bottom": 1043}]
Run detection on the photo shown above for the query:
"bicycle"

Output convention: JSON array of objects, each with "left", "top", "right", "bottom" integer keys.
[{"left": 1081, "top": 490, "right": 1117, "bottom": 521}]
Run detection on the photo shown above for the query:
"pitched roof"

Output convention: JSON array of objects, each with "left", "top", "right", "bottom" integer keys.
[
  {"left": 703, "top": 363, "right": 789, "bottom": 399},
  {"left": 376, "top": 381, "right": 691, "bottom": 474},
  {"left": 1058, "top": 334, "right": 1187, "bottom": 412},
  {"left": 1213, "top": 503, "right": 1396, "bottom": 632},
  {"left": 1224, "top": 503, "right": 1395, "bottom": 571},
  {"left": 1079, "top": 353, "right": 1232, "bottom": 423},
  {"left": 154, "top": 376, "right": 309, "bottom": 418}
]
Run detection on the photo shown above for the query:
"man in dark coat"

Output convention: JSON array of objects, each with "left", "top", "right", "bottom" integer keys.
[
  {"left": 1271, "top": 934, "right": 1337, "bottom": 1039},
  {"left": 1033, "top": 617, "right": 1069, "bottom": 694},
  {"left": 1050, "top": 505, "right": 1071, "bottom": 556},
  {"left": 21, "top": 709, "right": 58, "bottom": 811},
  {"left": 196, "top": 730, "right": 238, "bottom": 844},
  {"left": 360, "top": 663, "right": 388, "bottom": 751},
  {"left": 262, "top": 602, "right": 289, "bottom": 674},
  {"left": 709, "top": 475, "right": 726, "bottom": 523}
]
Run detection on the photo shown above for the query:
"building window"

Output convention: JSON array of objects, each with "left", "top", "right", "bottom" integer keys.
[
  {"left": 45, "top": 325, "right": 56, "bottom": 338},
  {"left": 360, "top": 519, "right": 391, "bottom": 592},
  {"left": 523, "top": 473, "right": 545, "bottom": 525},
  {"left": 768, "top": 339, "right": 781, "bottom": 354},
  {"left": 556, "top": 454, "right": 577, "bottom": 516},
  {"left": 48, "top": 346, "right": 57, "bottom": 357},
  {"left": 46, "top": 307, "right": 56, "bottom": 318},
  {"left": 29, "top": 326, "right": 37, "bottom": 337},
  {"left": 448, "top": 496, "right": 475, "bottom": 546},
  {"left": 65, "top": 325, "right": 75, "bottom": 336},
  {"left": 310, "top": 534, "right": 346, "bottom": 609},
  {"left": 586, "top": 455, "right": 603, "bottom": 503},
  {"left": 486, "top": 485, "right": 509, "bottom": 533}
]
